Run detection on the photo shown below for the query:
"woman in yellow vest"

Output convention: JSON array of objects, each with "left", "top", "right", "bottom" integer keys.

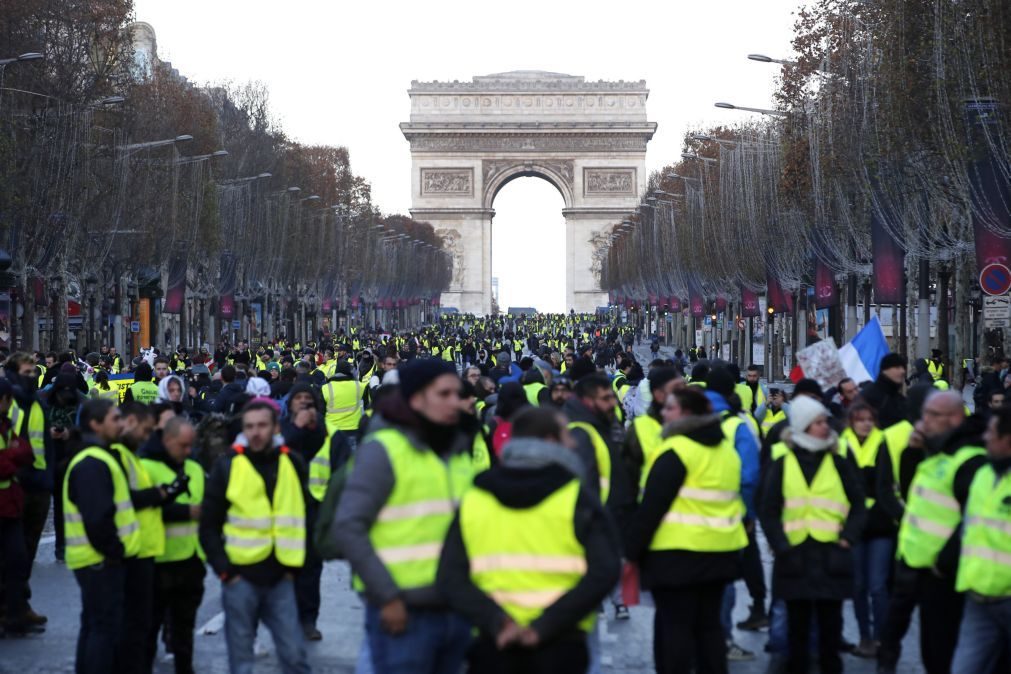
[
  {"left": 437, "top": 406, "right": 621, "bottom": 673},
  {"left": 840, "top": 403, "right": 895, "bottom": 658},
  {"left": 757, "top": 397, "right": 867, "bottom": 674},
  {"left": 626, "top": 387, "right": 747, "bottom": 674}
]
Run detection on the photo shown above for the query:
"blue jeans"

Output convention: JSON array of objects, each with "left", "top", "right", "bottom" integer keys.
[
  {"left": 74, "top": 562, "right": 126, "bottom": 674},
  {"left": 720, "top": 583, "right": 735, "bottom": 640},
  {"left": 852, "top": 537, "right": 893, "bottom": 641},
  {"left": 365, "top": 605, "right": 471, "bottom": 674},
  {"left": 221, "top": 576, "right": 310, "bottom": 674},
  {"left": 951, "top": 597, "right": 1011, "bottom": 674},
  {"left": 586, "top": 624, "right": 602, "bottom": 674},
  {"left": 768, "top": 598, "right": 788, "bottom": 653}
]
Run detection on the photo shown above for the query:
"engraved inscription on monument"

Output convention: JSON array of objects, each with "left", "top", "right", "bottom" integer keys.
[
  {"left": 421, "top": 168, "right": 473, "bottom": 196},
  {"left": 584, "top": 168, "right": 636, "bottom": 195}
]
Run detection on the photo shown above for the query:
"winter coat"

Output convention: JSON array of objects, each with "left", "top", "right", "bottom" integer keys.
[
  {"left": 758, "top": 430, "right": 867, "bottom": 601},
  {"left": 860, "top": 375, "right": 908, "bottom": 430}
]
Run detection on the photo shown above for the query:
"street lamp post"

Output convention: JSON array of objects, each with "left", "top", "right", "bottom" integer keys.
[
  {"left": 714, "top": 102, "right": 788, "bottom": 117},
  {"left": 0, "top": 52, "right": 44, "bottom": 67},
  {"left": 86, "top": 275, "right": 98, "bottom": 353}
]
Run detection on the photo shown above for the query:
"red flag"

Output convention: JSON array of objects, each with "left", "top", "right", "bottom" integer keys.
[{"left": 789, "top": 364, "right": 805, "bottom": 383}]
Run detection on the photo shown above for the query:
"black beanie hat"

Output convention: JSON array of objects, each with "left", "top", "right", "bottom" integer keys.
[
  {"left": 568, "top": 356, "right": 597, "bottom": 382},
  {"left": 880, "top": 353, "right": 908, "bottom": 371},
  {"left": 399, "top": 358, "right": 458, "bottom": 401},
  {"left": 792, "top": 378, "right": 825, "bottom": 400},
  {"left": 706, "top": 367, "right": 736, "bottom": 398}
]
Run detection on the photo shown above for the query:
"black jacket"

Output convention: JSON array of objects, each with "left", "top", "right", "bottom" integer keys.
[
  {"left": 437, "top": 463, "right": 621, "bottom": 643},
  {"left": 66, "top": 437, "right": 128, "bottom": 562},
  {"left": 199, "top": 444, "right": 309, "bottom": 586},
  {"left": 758, "top": 434, "right": 867, "bottom": 601},
  {"left": 860, "top": 375, "right": 908, "bottom": 430},
  {"left": 562, "top": 397, "right": 635, "bottom": 527},
  {"left": 625, "top": 414, "right": 741, "bottom": 589}
]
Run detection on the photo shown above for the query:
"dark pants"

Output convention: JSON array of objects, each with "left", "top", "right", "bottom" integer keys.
[
  {"left": 469, "top": 633, "right": 589, "bottom": 674},
  {"left": 295, "top": 502, "right": 322, "bottom": 627},
  {"left": 21, "top": 489, "right": 50, "bottom": 594},
  {"left": 118, "top": 557, "right": 155, "bottom": 674},
  {"left": 785, "top": 599, "right": 842, "bottom": 674},
  {"left": 146, "top": 555, "right": 205, "bottom": 674},
  {"left": 0, "top": 516, "right": 29, "bottom": 625},
  {"left": 75, "top": 562, "right": 126, "bottom": 674},
  {"left": 878, "top": 562, "right": 964, "bottom": 673},
  {"left": 653, "top": 582, "right": 728, "bottom": 674},
  {"left": 53, "top": 458, "right": 69, "bottom": 558},
  {"left": 741, "top": 523, "right": 766, "bottom": 611}
]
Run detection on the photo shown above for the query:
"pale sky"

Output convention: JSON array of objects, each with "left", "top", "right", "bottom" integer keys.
[{"left": 134, "top": 0, "right": 799, "bottom": 312}]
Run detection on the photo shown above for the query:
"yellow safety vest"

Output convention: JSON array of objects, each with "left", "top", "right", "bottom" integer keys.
[
  {"left": 568, "top": 421, "right": 611, "bottom": 503},
  {"left": 141, "top": 457, "right": 206, "bottom": 563},
  {"left": 633, "top": 415, "right": 663, "bottom": 499},
  {"left": 472, "top": 432, "right": 491, "bottom": 472},
  {"left": 882, "top": 420, "right": 913, "bottom": 484},
  {"left": 63, "top": 447, "right": 142, "bottom": 570},
  {"left": 459, "top": 478, "right": 595, "bottom": 632},
  {"left": 223, "top": 446, "right": 306, "bottom": 568},
  {"left": 110, "top": 443, "right": 166, "bottom": 559},
  {"left": 9, "top": 399, "right": 46, "bottom": 470},
  {"left": 322, "top": 379, "right": 364, "bottom": 434},
  {"left": 647, "top": 435, "right": 746, "bottom": 552},
  {"left": 308, "top": 435, "right": 334, "bottom": 502},
  {"left": 927, "top": 360, "right": 944, "bottom": 381},
  {"left": 129, "top": 380, "right": 160, "bottom": 404},
  {"left": 841, "top": 427, "right": 886, "bottom": 508},
  {"left": 0, "top": 424, "right": 11, "bottom": 490},
  {"left": 761, "top": 409, "right": 787, "bottom": 436},
  {"left": 353, "top": 428, "right": 474, "bottom": 592},
  {"left": 781, "top": 450, "right": 850, "bottom": 545},
  {"left": 523, "top": 382, "right": 546, "bottom": 407},
  {"left": 956, "top": 464, "right": 1011, "bottom": 597},
  {"left": 897, "top": 446, "right": 984, "bottom": 569}
]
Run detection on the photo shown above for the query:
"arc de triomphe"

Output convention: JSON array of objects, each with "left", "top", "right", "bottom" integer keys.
[{"left": 401, "top": 71, "right": 656, "bottom": 314}]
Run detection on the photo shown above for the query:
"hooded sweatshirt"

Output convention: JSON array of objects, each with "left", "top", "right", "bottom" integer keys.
[{"left": 436, "top": 437, "right": 621, "bottom": 641}]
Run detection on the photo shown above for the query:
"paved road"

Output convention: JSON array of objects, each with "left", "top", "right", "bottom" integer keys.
[{"left": 4, "top": 531, "right": 927, "bottom": 673}]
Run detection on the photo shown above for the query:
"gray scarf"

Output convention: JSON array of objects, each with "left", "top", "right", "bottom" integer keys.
[{"left": 500, "top": 437, "right": 587, "bottom": 482}]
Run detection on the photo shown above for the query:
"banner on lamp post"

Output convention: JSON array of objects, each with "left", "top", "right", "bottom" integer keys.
[
  {"left": 740, "top": 287, "right": 761, "bottom": 318},
  {"left": 965, "top": 99, "right": 1011, "bottom": 272},
  {"left": 163, "top": 255, "right": 187, "bottom": 315},
  {"left": 767, "top": 274, "right": 794, "bottom": 314},
  {"left": 218, "top": 253, "right": 237, "bottom": 320},
  {"left": 870, "top": 210, "right": 905, "bottom": 304},
  {"left": 814, "top": 260, "right": 839, "bottom": 308}
]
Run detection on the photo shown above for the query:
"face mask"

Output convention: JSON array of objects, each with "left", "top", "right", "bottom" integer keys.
[{"left": 20, "top": 374, "right": 37, "bottom": 393}]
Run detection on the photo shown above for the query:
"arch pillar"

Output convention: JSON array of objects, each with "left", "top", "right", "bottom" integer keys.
[{"left": 409, "top": 207, "right": 495, "bottom": 315}]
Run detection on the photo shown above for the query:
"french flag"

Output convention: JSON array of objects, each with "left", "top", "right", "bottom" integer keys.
[{"left": 838, "top": 316, "right": 890, "bottom": 384}]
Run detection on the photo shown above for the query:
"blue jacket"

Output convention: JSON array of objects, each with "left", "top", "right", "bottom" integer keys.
[{"left": 705, "top": 391, "right": 759, "bottom": 518}]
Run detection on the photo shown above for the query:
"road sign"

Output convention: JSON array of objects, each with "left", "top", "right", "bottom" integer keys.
[
  {"left": 130, "top": 321, "right": 140, "bottom": 333},
  {"left": 231, "top": 320, "right": 241, "bottom": 330},
  {"left": 980, "top": 263, "right": 1011, "bottom": 296},
  {"left": 984, "top": 294, "right": 1011, "bottom": 329}
]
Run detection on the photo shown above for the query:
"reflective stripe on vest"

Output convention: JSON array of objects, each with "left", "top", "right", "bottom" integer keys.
[
  {"left": 110, "top": 443, "right": 166, "bottom": 559},
  {"left": 648, "top": 434, "right": 746, "bottom": 552},
  {"left": 897, "top": 446, "right": 984, "bottom": 569},
  {"left": 63, "top": 447, "right": 141, "bottom": 569},
  {"left": 781, "top": 450, "right": 849, "bottom": 545},
  {"left": 353, "top": 428, "right": 474, "bottom": 593},
  {"left": 322, "top": 380, "right": 363, "bottom": 433},
  {"left": 634, "top": 415, "right": 663, "bottom": 500},
  {"left": 460, "top": 479, "right": 595, "bottom": 632},
  {"left": 956, "top": 465, "right": 1011, "bottom": 597},
  {"left": 141, "top": 457, "right": 206, "bottom": 563},
  {"left": 10, "top": 400, "right": 46, "bottom": 470},
  {"left": 568, "top": 421, "right": 611, "bottom": 503},
  {"left": 223, "top": 447, "right": 306, "bottom": 568},
  {"left": 308, "top": 436, "right": 333, "bottom": 502}
]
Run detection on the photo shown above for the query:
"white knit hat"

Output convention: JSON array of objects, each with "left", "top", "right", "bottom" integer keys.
[{"left": 789, "top": 396, "right": 830, "bottom": 435}]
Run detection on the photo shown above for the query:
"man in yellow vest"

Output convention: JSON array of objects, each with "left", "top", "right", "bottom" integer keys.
[
  {"left": 321, "top": 361, "right": 365, "bottom": 445},
  {"left": 6, "top": 352, "right": 50, "bottom": 628},
  {"left": 0, "top": 378, "right": 41, "bottom": 637},
  {"left": 877, "top": 390, "right": 988, "bottom": 674},
  {"left": 334, "top": 358, "right": 474, "bottom": 672},
  {"left": 927, "top": 349, "right": 945, "bottom": 382},
  {"left": 626, "top": 386, "right": 749, "bottom": 673},
  {"left": 622, "top": 367, "right": 682, "bottom": 493},
  {"left": 140, "top": 417, "right": 205, "bottom": 674},
  {"left": 124, "top": 362, "right": 159, "bottom": 405},
  {"left": 64, "top": 399, "right": 141, "bottom": 674},
  {"left": 562, "top": 373, "right": 634, "bottom": 620},
  {"left": 436, "top": 406, "right": 621, "bottom": 671},
  {"left": 199, "top": 400, "right": 311, "bottom": 673},
  {"left": 950, "top": 404, "right": 1011, "bottom": 671}
]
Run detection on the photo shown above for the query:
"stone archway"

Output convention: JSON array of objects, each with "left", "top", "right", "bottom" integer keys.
[{"left": 402, "top": 71, "right": 657, "bottom": 314}]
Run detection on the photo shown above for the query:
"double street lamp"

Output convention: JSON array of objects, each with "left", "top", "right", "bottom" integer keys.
[{"left": 0, "top": 52, "right": 43, "bottom": 67}]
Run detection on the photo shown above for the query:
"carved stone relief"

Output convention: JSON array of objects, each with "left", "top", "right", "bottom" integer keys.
[
  {"left": 437, "top": 228, "right": 466, "bottom": 289},
  {"left": 482, "top": 159, "right": 574, "bottom": 194},
  {"left": 584, "top": 168, "right": 636, "bottom": 195},
  {"left": 588, "top": 229, "right": 612, "bottom": 282},
  {"left": 408, "top": 134, "right": 650, "bottom": 153},
  {"left": 420, "top": 168, "right": 473, "bottom": 196}
]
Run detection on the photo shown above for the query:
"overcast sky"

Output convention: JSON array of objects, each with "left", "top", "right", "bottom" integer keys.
[{"left": 134, "top": 0, "right": 800, "bottom": 312}]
